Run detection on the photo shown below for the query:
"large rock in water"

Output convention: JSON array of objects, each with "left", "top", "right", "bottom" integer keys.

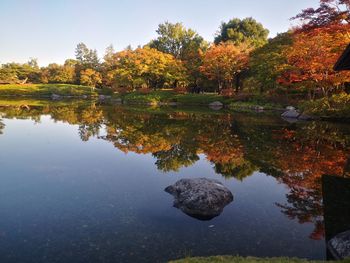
[
  {"left": 328, "top": 230, "right": 350, "bottom": 259},
  {"left": 165, "top": 178, "right": 233, "bottom": 220}
]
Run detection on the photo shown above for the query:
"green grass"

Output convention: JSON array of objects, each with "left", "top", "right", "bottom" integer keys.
[
  {"left": 170, "top": 256, "right": 342, "bottom": 263},
  {"left": 229, "top": 101, "right": 283, "bottom": 112},
  {"left": 121, "top": 90, "right": 228, "bottom": 105},
  {"left": 0, "top": 84, "right": 99, "bottom": 97}
]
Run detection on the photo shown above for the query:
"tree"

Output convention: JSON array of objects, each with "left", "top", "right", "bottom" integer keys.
[
  {"left": 80, "top": 68, "right": 102, "bottom": 88},
  {"left": 41, "top": 61, "right": 76, "bottom": 84},
  {"left": 0, "top": 59, "right": 40, "bottom": 84},
  {"left": 148, "top": 22, "right": 206, "bottom": 60},
  {"left": 278, "top": 24, "right": 350, "bottom": 98},
  {"left": 293, "top": 0, "right": 350, "bottom": 31},
  {"left": 105, "top": 47, "right": 188, "bottom": 90},
  {"left": 75, "top": 42, "right": 100, "bottom": 70},
  {"left": 248, "top": 32, "right": 293, "bottom": 93},
  {"left": 200, "top": 43, "right": 250, "bottom": 93},
  {"left": 214, "top": 17, "right": 269, "bottom": 48}
]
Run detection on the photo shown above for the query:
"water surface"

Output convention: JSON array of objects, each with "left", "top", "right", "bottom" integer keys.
[{"left": 0, "top": 100, "right": 349, "bottom": 262}]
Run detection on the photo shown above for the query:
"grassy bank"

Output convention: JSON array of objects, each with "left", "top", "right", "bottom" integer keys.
[
  {"left": 171, "top": 256, "right": 340, "bottom": 263},
  {"left": 121, "top": 90, "right": 229, "bottom": 105},
  {"left": 0, "top": 84, "right": 99, "bottom": 97}
]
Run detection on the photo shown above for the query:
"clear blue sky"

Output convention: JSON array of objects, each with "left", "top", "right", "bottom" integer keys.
[{"left": 0, "top": 0, "right": 319, "bottom": 66}]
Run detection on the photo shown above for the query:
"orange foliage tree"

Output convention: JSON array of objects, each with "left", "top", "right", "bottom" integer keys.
[
  {"left": 278, "top": 24, "right": 350, "bottom": 98},
  {"left": 200, "top": 43, "right": 250, "bottom": 93}
]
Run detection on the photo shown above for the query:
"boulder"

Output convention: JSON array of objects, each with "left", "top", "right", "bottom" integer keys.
[
  {"left": 286, "top": 106, "right": 296, "bottom": 111},
  {"left": 209, "top": 101, "right": 224, "bottom": 110},
  {"left": 51, "top": 93, "right": 61, "bottom": 100},
  {"left": 328, "top": 230, "right": 350, "bottom": 260},
  {"left": 281, "top": 109, "right": 300, "bottom": 119},
  {"left": 165, "top": 178, "right": 233, "bottom": 220}
]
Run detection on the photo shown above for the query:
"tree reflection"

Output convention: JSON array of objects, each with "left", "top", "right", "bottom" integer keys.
[{"left": 0, "top": 101, "right": 349, "bottom": 240}]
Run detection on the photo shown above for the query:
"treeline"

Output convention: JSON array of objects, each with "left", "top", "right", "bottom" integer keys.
[{"left": 1, "top": 0, "right": 350, "bottom": 100}]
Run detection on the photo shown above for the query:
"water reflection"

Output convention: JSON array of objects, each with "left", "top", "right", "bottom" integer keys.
[{"left": 0, "top": 100, "right": 349, "bottom": 244}]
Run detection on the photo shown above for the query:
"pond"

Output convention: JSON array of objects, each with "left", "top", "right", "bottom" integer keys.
[{"left": 0, "top": 100, "right": 349, "bottom": 263}]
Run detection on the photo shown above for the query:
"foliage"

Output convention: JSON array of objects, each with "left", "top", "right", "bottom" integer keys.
[
  {"left": 0, "top": 59, "right": 40, "bottom": 84},
  {"left": 300, "top": 92, "right": 350, "bottom": 118},
  {"left": 105, "top": 47, "right": 188, "bottom": 90},
  {"left": 293, "top": 0, "right": 350, "bottom": 31},
  {"left": 41, "top": 61, "right": 76, "bottom": 84},
  {"left": 80, "top": 68, "right": 102, "bottom": 87},
  {"left": 248, "top": 33, "right": 293, "bottom": 92},
  {"left": 200, "top": 43, "right": 250, "bottom": 92},
  {"left": 214, "top": 17, "right": 269, "bottom": 48},
  {"left": 148, "top": 22, "right": 207, "bottom": 60},
  {"left": 278, "top": 24, "right": 350, "bottom": 97}
]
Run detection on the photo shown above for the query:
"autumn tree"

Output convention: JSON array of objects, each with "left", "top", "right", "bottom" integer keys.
[
  {"left": 214, "top": 17, "right": 269, "bottom": 48},
  {"left": 293, "top": 0, "right": 350, "bottom": 31},
  {"left": 278, "top": 24, "right": 350, "bottom": 98},
  {"left": 80, "top": 68, "right": 102, "bottom": 88},
  {"left": 200, "top": 43, "right": 250, "bottom": 93},
  {"left": 105, "top": 47, "right": 188, "bottom": 90}
]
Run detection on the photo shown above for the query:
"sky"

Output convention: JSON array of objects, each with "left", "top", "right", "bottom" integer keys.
[{"left": 0, "top": 0, "right": 320, "bottom": 66}]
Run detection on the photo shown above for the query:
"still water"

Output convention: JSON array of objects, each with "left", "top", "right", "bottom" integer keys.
[{"left": 0, "top": 100, "right": 349, "bottom": 263}]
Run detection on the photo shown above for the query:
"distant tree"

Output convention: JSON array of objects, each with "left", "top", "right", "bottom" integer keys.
[
  {"left": 41, "top": 62, "right": 76, "bottom": 84},
  {"left": 200, "top": 43, "right": 250, "bottom": 93},
  {"left": 148, "top": 22, "right": 207, "bottom": 60},
  {"left": 105, "top": 47, "right": 188, "bottom": 90},
  {"left": 214, "top": 17, "right": 269, "bottom": 48},
  {"left": 80, "top": 68, "right": 102, "bottom": 88},
  {"left": 75, "top": 42, "right": 100, "bottom": 70},
  {"left": 0, "top": 59, "right": 40, "bottom": 84}
]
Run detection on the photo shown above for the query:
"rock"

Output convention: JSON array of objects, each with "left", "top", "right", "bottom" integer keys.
[
  {"left": 51, "top": 93, "right": 61, "bottom": 100},
  {"left": 286, "top": 106, "right": 296, "bottom": 111},
  {"left": 165, "top": 178, "right": 233, "bottom": 220},
  {"left": 209, "top": 101, "right": 223, "bottom": 110},
  {"left": 253, "top": 106, "right": 264, "bottom": 111},
  {"left": 281, "top": 109, "right": 300, "bottom": 119},
  {"left": 328, "top": 230, "right": 350, "bottom": 259},
  {"left": 81, "top": 95, "right": 88, "bottom": 99},
  {"left": 99, "top": 95, "right": 106, "bottom": 100}
]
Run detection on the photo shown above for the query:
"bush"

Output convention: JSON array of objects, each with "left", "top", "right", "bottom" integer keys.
[{"left": 300, "top": 93, "right": 350, "bottom": 118}]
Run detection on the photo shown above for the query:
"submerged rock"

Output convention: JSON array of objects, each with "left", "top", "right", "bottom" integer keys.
[
  {"left": 328, "top": 230, "right": 350, "bottom": 259},
  {"left": 281, "top": 109, "right": 300, "bottom": 119},
  {"left": 165, "top": 178, "right": 233, "bottom": 220}
]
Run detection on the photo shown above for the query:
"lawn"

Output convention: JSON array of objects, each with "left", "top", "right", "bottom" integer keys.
[{"left": 0, "top": 84, "right": 98, "bottom": 97}]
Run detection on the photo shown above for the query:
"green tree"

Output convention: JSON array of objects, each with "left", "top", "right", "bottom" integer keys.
[
  {"left": 248, "top": 32, "right": 292, "bottom": 93},
  {"left": 75, "top": 42, "right": 100, "bottom": 70},
  {"left": 148, "top": 22, "right": 207, "bottom": 60},
  {"left": 214, "top": 17, "right": 269, "bottom": 48}
]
